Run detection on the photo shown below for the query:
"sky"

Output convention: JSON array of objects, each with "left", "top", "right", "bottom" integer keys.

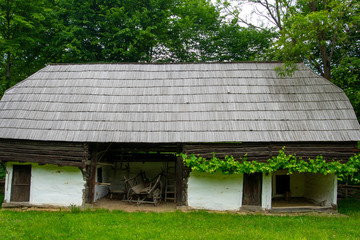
[{"left": 215, "top": 0, "right": 276, "bottom": 28}]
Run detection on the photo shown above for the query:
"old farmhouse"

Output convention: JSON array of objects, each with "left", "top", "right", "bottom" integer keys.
[{"left": 0, "top": 62, "right": 359, "bottom": 211}]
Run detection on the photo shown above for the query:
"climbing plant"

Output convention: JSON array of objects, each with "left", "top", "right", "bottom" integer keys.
[{"left": 180, "top": 148, "right": 360, "bottom": 183}]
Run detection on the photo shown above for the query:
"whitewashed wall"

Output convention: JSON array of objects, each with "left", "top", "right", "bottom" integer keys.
[
  {"left": 4, "top": 162, "right": 85, "bottom": 206},
  {"left": 272, "top": 172, "right": 305, "bottom": 198},
  {"left": 290, "top": 173, "right": 306, "bottom": 197},
  {"left": 187, "top": 171, "right": 243, "bottom": 211},
  {"left": 262, "top": 173, "right": 272, "bottom": 210},
  {"left": 271, "top": 171, "right": 337, "bottom": 207},
  {"left": 94, "top": 184, "right": 109, "bottom": 201},
  {"left": 304, "top": 173, "right": 337, "bottom": 206},
  {"left": 4, "top": 163, "right": 13, "bottom": 203}
]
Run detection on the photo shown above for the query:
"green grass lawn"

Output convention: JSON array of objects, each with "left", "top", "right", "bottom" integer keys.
[{"left": 0, "top": 199, "right": 359, "bottom": 240}]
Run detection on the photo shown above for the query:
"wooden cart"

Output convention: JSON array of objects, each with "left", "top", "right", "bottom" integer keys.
[{"left": 124, "top": 171, "right": 163, "bottom": 206}]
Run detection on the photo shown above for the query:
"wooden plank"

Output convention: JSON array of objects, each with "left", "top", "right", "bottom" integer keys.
[
  {"left": 88, "top": 146, "right": 98, "bottom": 204},
  {"left": 242, "top": 173, "right": 262, "bottom": 206},
  {"left": 183, "top": 142, "right": 358, "bottom": 162},
  {"left": 99, "top": 143, "right": 178, "bottom": 153},
  {"left": 0, "top": 152, "right": 84, "bottom": 161},
  {"left": 175, "top": 156, "right": 183, "bottom": 206},
  {"left": 110, "top": 154, "right": 176, "bottom": 162},
  {"left": 0, "top": 147, "right": 86, "bottom": 158},
  {"left": 0, "top": 140, "right": 86, "bottom": 152},
  {"left": 11, "top": 165, "right": 31, "bottom": 202},
  {"left": 0, "top": 156, "right": 84, "bottom": 167},
  {"left": 0, "top": 140, "right": 87, "bottom": 167}
]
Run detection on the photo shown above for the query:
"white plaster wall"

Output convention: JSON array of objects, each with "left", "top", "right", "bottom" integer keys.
[
  {"left": 304, "top": 173, "right": 337, "bottom": 206},
  {"left": 94, "top": 184, "right": 109, "bottom": 201},
  {"left": 187, "top": 171, "right": 243, "bottom": 211},
  {"left": 4, "top": 162, "right": 85, "bottom": 206},
  {"left": 290, "top": 173, "right": 305, "bottom": 197},
  {"left": 30, "top": 164, "right": 85, "bottom": 206},
  {"left": 4, "top": 163, "right": 13, "bottom": 203},
  {"left": 272, "top": 172, "right": 305, "bottom": 198},
  {"left": 262, "top": 173, "right": 272, "bottom": 210}
]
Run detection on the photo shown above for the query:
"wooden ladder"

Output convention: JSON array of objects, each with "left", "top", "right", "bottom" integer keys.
[
  {"left": 165, "top": 178, "right": 176, "bottom": 202},
  {"left": 165, "top": 161, "right": 176, "bottom": 202}
]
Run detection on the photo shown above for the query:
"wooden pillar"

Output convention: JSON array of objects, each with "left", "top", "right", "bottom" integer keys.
[
  {"left": 175, "top": 144, "right": 184, "bottom": 206},
  {"left": 88, "top": 145, "right": 98, "bottom": 204},
  {"left": 175, "top": 156, "right": 183, "bottom": 205}
]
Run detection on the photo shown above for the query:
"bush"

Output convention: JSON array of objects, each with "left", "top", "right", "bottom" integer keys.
[{"left": 0, "top": 167, "right": 5, "bottom": 180}]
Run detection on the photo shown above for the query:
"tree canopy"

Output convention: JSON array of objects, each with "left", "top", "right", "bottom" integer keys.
[
  {"left": 1, "top": 0, "right": 359, "bottom": 121},
  {"left": 0, "top": 0, "right": 274, "bottom": 96},
  {"left": 224, "top": 0, "right": 360, "bottom": 121}
]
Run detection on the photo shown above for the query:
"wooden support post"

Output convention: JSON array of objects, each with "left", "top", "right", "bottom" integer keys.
[
  {"left": 88, "top": 145, "right": 98, "bottom": 204},
  {"left": 176, "top": 156, "right": 183, "bottom": 206},
  {"left": 176, "top": 144, "right": 184, "bottom": 206}
]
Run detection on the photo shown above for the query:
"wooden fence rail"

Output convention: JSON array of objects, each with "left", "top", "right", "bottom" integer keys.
[{"left": 338, "top": 184, "right": 360, "bottom": 199}]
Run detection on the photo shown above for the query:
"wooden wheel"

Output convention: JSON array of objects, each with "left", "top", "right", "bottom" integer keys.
[
  {"left": 153, "top": 188, "right": 161, "bottom": 206},
  {"left": 127, "top": 188, "right": 134, "bottom": 202}
]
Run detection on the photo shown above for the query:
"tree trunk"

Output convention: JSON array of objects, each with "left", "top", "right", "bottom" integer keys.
[{"left": 309, "top": 1, "right": 331, "bottom": 81}]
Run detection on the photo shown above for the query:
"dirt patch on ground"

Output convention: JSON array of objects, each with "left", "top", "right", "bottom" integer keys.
[{"left": 93, "top": 198, "right": 177, "bottom": 212}]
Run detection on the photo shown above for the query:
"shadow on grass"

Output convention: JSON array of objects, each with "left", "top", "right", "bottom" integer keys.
[
  {"left": 0, "top": 193, "right": 3, "bottom": 208},
  {"left": 338, "top": 198, "right": 360, "bottom": 215}
]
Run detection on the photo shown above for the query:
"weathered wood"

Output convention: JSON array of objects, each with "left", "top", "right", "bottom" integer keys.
[
  {"left": 0, "top": 152, "right": 85, "bottom": 162},
  {"left": 11, "top": 165, "right": 31, "bottom": 202},
  {"left": 184, "top": 142, "right": 358, "bottom": 162},
  {"left": 0, "top": 156, "right": 84, "bottom": 168},
  {"left": 97, "top": 143, "right": 178, "bottom": 153},
  {"left": 176, "top": 156, "right": 183, "bottom": 206},
  {"left": 0, "top": 147, "right": 86, "bottom": 158},
  {"left": 242, "top": 173, "right": 262, "bottom": 206},
  {"left": 0, "top": 140, "right": 86, "bottom": 152},
  {"left": 109, "top": 153, "right": 176, "bottom": 162},
  {"left": 88, "top": 145, "right": 98, "bottom": 204},
  {"left": 0, "top": 139, "right": 87, "bottom": 167},
  {"left": 338, "top": 184, "right": 360, "bottom": 199}
]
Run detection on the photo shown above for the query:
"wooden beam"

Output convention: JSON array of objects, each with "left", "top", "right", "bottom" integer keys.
[
  {"left": 176, "top": 144, "right": 184, "bottom": 206},
  {"left": 88, "top": 145, "right": 98, "bottom": 204},
  {"left": 175, "top": 156, "right": 183, "bottom": 206},
  {"left": 108, "top": 153, "right": 176, "bottom": 162}
]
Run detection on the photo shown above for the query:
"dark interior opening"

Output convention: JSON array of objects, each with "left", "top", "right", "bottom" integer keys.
[{"left": 276, "top": 175, "right": 290, "bottom": 194}]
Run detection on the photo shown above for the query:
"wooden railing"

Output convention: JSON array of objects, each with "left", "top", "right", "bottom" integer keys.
[{"left": 338, "top": 184, "right": 360, "bottom": 199}]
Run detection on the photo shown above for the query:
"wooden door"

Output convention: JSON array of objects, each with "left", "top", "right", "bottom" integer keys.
[
  {"left": 242, "top": 173, "right": 262, "bottom": 206},
  {"left": 11, "top": 165, "right": 31, "bottom": 202}
]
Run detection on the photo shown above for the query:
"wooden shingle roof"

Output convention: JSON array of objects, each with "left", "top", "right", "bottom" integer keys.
[{"left": 0, "top": 62, "right": 359, "bottom": 142}]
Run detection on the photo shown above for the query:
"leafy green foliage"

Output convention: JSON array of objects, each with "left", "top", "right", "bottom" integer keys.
[
  {"left": 272, "top": 0, "right": 360, "bottom": 121},
  {"left": 231, "top": 0, "right": 360, "bottom": 121},
  {"left": 181, "top": 148, "right": 360, "bottom": 183},
  {"left": 0, "top": 0, "right": 50, "bottom": 96},
  {"left": 0, "top": 0, "right": 275, "bottom": 98},
  {"left": 0, "top": 167, "right": 4, "bottom": 179}
]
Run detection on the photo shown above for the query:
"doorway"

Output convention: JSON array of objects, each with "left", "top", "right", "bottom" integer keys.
[
  {"left": 11, "top": 165, "right": 31, "bottom": 202},
  {"left": 242, "top": 173, "right": 262, "bottom": 206},
  {"left": 275, "top": 174, "right": 290, "bottom": 195}
]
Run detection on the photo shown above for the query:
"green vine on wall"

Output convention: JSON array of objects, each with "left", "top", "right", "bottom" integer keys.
[{"left": 180, "top": 148, "right": 360, "bottom": 183}]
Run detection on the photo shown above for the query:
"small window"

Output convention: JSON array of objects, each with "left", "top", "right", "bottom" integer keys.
[
  {"left": 97, "top": 167, "right": 103, "bottom": 183},
  {"left": 276, "top": 175, "right": 290, "bottom": 194}
]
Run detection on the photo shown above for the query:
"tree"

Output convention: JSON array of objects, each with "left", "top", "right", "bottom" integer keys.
[
  {"left": 0, "top": 0, "right": 275, "bottom": 95},
  {"left": 158, "top": 0, "right": 274, "bottom": 62},
  {"left": 0, "top": 0, "right": 49, "bottom": 94},
  {"left": 224, "top": 0, "right": 360, "bottom": 121}
]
